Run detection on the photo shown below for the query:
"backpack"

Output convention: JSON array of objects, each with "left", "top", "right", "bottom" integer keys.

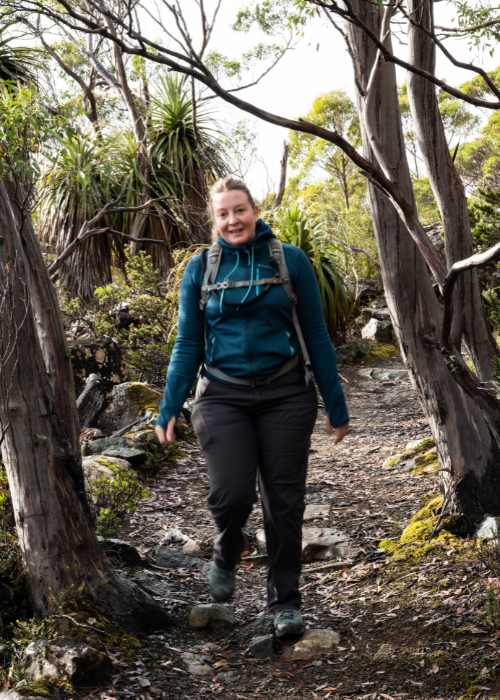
[{"left": 199, "top": 239, "right": 313, "bottom": 383}]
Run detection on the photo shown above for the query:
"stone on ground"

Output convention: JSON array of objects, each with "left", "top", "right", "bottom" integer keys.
[
  {"left": 189, "top": 604, "right": 235, "bottom": 629},
  {"left": 281, "top": 629, "right": 340, "bottom": 660},
  {"left": 180, "top": 652, "right": 212, "bottom": 676},
  {"left": 246, "top": 635, "right": 275, "bottom": 659},
  {"left": 18, "top": 639, "right": 113, "bottom": 687},
  {"left": 256, "top": 526, "right": 352, "bottom": 562}
]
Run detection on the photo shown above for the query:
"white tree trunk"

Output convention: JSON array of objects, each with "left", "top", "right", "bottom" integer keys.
[
  {"left": 0, "top": 179, "right": 170, "bottom": 628},
  {"left": 407, "top": 0, "right": 496, "bottom": 380},
  {"left": 346, "top": 0, "right": 500, "bottom": 517}
]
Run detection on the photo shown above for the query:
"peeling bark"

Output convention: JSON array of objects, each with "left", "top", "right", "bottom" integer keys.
[
  {"left": 407, "top": 0, "right": 497, "bottom": 381},
  {"left": 346, "top": 1, "right": 500, "bottom": 517},
  {"left": 0, "top": 179, "right": 170, "bottom": 627}
]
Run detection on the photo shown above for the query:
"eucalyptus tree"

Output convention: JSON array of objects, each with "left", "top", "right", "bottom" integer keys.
[
  {"left": 2, "top": 0, "right": 500, "bottom": 520},
  {"left": 0, "top": 47, "right": 168, "bottom": 627}
]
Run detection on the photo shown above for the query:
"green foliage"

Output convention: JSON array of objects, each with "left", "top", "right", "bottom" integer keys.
[
  {"left": 0, "top": 466, "right": 30, "bottom": 632},
  {"left": 288, "top": 91, "right": 361, "bottom": 208},
  {"left": 70, "top": 248, "right": 196, "bottom": 384},
  {"left": 91, "top": 251, "right": 172, "bottom": 382},
  {"left": 0, "top": 84, "right": 53, "bottom": 180},
  {"left": 412, "top": 177, "right": 440, "bottom": 227},
  {"left": 89, "top": 462, "right": 149, "bottom": 537},
  {"left": 453, "top": 2, "right": 500, "bottom": 50},
  {"left": 234, "top": 0, "right": 315, "bottom": 35},
  {"left": 275, "top": 206, "right": 351, "bottom": 339}
]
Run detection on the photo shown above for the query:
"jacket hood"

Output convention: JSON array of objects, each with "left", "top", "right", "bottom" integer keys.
[{"left": 217, "top": 219, "right": 274, "bottom": 251}]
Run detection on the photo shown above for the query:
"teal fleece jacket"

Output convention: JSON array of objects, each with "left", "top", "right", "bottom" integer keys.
[{"left": 157, "top": 219, "right": 348, "bottom": 428}]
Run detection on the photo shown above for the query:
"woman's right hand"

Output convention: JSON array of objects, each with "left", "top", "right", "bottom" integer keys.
[{"left": 155, "top": 417, "right": 177, "bottom": 444}]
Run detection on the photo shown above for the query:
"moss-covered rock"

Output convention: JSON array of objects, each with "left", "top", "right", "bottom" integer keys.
[
  {"left": 379, "top": 495, "right": 462, "bottom": 562},
  {"left": 82, "top": 456, "right": 149, "bottom": 537},
  {"left": 382, "top": 436, "right": 436, "bottom": 474},
  {"left": 96, "top": 382, "right": 161, "bottom": 434}
]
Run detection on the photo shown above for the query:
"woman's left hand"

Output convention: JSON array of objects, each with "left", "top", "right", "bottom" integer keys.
[{"left": 325, "top": 419, "right": 349, "bottom": 444}]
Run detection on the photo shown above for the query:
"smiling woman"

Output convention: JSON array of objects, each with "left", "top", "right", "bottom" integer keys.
[
  {"left": 156, "top": 175, "right": 349, "bottom": 638},
  {"left": 210, "top": 187, "right": 260, "bottom": 245}
]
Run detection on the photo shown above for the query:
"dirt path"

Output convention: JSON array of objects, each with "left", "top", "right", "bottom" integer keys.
[{"left": 79, "top": 359, "right": 499, "bottom": 700}]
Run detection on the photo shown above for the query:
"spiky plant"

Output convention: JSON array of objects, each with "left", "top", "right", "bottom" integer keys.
[
  {"left": 0, "top": 42, "right": 40, "bottom": 84},
  {"left": 149, "top": 75, "right": 227, "bottom": 248},
  {"left": 38, "top": 133, "right": 121, "bottom": 300},
  {"left": 275, "top": 206, "right": 351, "bottom": 340}
]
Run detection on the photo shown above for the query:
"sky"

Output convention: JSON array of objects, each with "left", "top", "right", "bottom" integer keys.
[{"left": 163, "top": 1, "right": 499, "bottom": 198}]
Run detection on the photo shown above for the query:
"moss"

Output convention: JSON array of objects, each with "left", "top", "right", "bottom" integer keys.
[
  {"left": 411, "top": 447, "right": 439, "bottom": 476},
  {"left": 379, "top": 495, "right": 462, "bottom": 562},
  {"left": 87, "top": 460, "right": 149, "bottom": 537},
  {"left": 365, "top": 342, "right": 400, "bottom": 361},
  {"left": 126, "top": 382, "right": 162, "bottom": 414},
  {"left": 383, "top": 436, "right": 436, "bottom": 470}
]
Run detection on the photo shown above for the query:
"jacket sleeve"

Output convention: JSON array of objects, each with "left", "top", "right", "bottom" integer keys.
[
  {"left": 290, "top": 247, "right": 349, "bottom": 428},
  {"left": 157, "top": 255, "right": 204, "bottom": 428}
]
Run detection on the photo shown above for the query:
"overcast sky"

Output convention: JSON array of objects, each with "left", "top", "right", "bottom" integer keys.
[{"left": 167, "top": 1, "right": 498, "bottom": 197}]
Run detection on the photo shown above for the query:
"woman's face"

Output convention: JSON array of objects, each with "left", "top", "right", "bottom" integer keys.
[{"left": 212, "top": 190, "right": 259, "bottom": 246}]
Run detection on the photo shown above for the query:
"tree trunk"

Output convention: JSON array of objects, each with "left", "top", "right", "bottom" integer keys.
[
  {"left": 346, "top": 1, "right": 500, "bottom": 518},
  {"left": 0, "top": 179, "right": 169, "bottom": 629},
  {"left": 406, "top": 0, "right": 497, "bottom": 380}
]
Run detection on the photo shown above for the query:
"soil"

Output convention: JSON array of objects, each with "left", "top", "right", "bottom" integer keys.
[{"left": 78, "top": 356, "right": 500, "bottom": 700}]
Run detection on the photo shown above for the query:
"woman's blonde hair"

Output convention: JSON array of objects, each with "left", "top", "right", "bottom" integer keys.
[{"left": 208, "top": 176, "right": 257, "bottom": 240}]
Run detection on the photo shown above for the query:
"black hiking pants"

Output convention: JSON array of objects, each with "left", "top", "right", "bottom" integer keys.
[{"left": 191, "top": 366, "right": 318, "bottom": 611}]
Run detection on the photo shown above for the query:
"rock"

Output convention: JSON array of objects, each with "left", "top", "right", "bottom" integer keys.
[
  {"left": 82, "top": 436, "right": 128, "bottom": 456},
  {"left": 20, "top": 639, "right": 113, "bottom": 688},
  {"left": 476, "top": 516, "right": 499, "bottom": 542},
  {"left": 373, "top": 642, "right": 396, "bottom": 662},
  {"left": 101, "top": 446, "right": 148, "bottom": 469},
  {"left": 246, "top": 635, "right": 275, "bottom": 659},
  {"left": 218, "top": 670, "right": 239, "bottom": 683},
  {"left": 361, "top": 318, "right": 394, "bottom": 343},
  {"left": 256, "top": 526, "right": 352, "bottom": 562},
  {"left": 77, "top": 373, "right": 106, "bottom": 429},
  {"left": 98, "top": 538, "right": 144, "bottom": 566},
  {"left": 281, "top": 629, "right": 340, "bottom": 661},
  {"left": 96, "top": 382, "right": 161, "bottom": 433},
  {"left": 180, "top": 652, "right": 213, "bottom": 676},
  {"left": 130, "top": 571, "right": 175, "bottom": 599},
  {"left": 303, "top": 504, "right": 330, "bottom": 521},
  {"left": 162, "top": 528, "right": 202, "bottom": 557},
  {"left": 137, "top": 676, "right": 152, "bottom": 689},
  {"left": 154, "top": 546, "right": 203, "bottom": 570},
  {"left": 82, "top": 454, "right": 133, "bottom": 483},
  {"left": 189, "top": 604, "right": 235, "bottom": 629},
  {"left": 358, "top": 367, "right": 408, "bottom": 382}
]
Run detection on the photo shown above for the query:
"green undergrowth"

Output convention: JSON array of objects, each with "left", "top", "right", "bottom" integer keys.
[
  {"left": 383, "top": 436, "right": 436, "bottom": 472},
  {"left": 87, "top": 458, "right": 149, "bottom": 537},
  {"left": 0, "top": 465, "right": 31, "bottom": 635},
  {"left": 379, "top": 495, "right": 463, "bottom": 562},
  {"left": 364, "top": 341, "right": 401, "bottom": 363},
  {"left": 8, "top": 592, "right": 142, "bottom": 697}
]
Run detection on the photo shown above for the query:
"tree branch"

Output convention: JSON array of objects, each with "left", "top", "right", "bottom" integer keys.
[{"left": 441, "top": 242, "right": 500, "bottom": 350}]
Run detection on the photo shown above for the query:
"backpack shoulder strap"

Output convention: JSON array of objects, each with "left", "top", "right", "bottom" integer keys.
[
  {"left": 200, "top": 242, "right": 223, "bottom": 310},
  {"left": 268, "top": 239, "right": 313, "bottom": 383},
  {"left": 268, "top": 239, "right": 296, "bottom": 303}
]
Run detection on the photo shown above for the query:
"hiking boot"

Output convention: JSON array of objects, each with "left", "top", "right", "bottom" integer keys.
[
  {"left": 207, "top": 561, "right": 235, "bottom": 602},
  {"left": 273, "top": 608, "right": 304, "bottom": 637}
]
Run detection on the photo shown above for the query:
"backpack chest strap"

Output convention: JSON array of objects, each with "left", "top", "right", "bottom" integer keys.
[{"left": 203, "top": 276, "right": 282, "bottom": 293}]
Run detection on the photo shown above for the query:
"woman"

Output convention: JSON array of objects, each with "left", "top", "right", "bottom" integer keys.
[{"left": 156, "top": 177, "right": 349, "bottom": 637}]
